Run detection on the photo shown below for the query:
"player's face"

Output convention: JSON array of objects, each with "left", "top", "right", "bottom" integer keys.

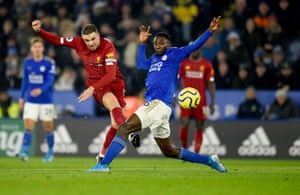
[
  {"left": 30, "top": 42, "right": 44, "bottom": 58},
  {"left": 153, "top": 36, "right": 170, "bottom": 55},
  {"left": 82, "top": 32, "right": 100, "bottom": 51}
]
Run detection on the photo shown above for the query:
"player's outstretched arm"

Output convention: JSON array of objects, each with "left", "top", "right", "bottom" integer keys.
[{"left": 208, "top": 16, "right": 221, "bottom": 33}]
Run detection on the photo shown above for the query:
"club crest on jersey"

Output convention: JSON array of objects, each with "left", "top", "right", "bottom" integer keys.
[
  {"left": 66, "top": 37, "right": 73, "bottom": 42},
  {"left": 97, "top": 56, "right": 101, "bottom": 62},
  {"left": 40, "top": 65, "right": 46, "bottom": 72},
  {"left": 162, "top": 54, "right": 167, "bottom": 61}
]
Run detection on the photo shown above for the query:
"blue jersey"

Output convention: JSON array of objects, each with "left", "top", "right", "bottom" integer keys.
[
  {"left": 20, "top": 56, "right": 56, "bottom": 104},
  {"left": 137, "top": 30, "right": 212, "bottom": 106}
]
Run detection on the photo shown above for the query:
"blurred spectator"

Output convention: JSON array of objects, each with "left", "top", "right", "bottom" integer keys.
[
  {"left": 172, "top": 0, "right": 198, "bottom": 44},
  {"left": 274, "top": 0, "right": 298, "bottom": 39},
  {"left": 218, "top": 16, "right": 239, "bottom": 50},
  {"left": 15, "top": 16, "right": 35, "bottom": 58},
  {"left": 224, "top": 31, "right": 249, "bottom": 74},
  {"left": 215, "top": 61, "right": 233, "bottom": 89},
  {"left": 262, "top": 89, "right": 299, "bottom": 120},
  {"left": 237, "top": 86, "right": 264, "bottom": 119},
  {"left": 253, "top": 62, "right": 274, "bottom": 90},
  {"left": 269, "top": 45, "right": 286, "bottom": 75},
  {"left": 54, "top": 66, "right": 76, "bottom": 91},
  {"left": 91, "top": 0, "right": 118, "bottom": 29},
  {"left": 201, "top": 35, "right": 220, "bottom": 62},
  {"left": 231, "top": 0, "right": 254, "bottom": 31},
  {"left": 240, "top": 17, "right": 263, "bottom": 62},
  {"left": 74, "top": 66, "right": 87, "bottom": 95},
  {"left": 262, "top": 15, "right": 287, "bottom": 50},
  {"left": 0, "top": 19, "right": 15, "bottom": 59},
  {"left": 5, "top": 38, "right": 22, "bottom": 89},
  {"left": 0, "top": 79, "right": 20, "bottom": 119},
  {"left": 138, "top": 1, "right": 154, "bottom": 27},
  {"left": 232, "top": 63, "right": 253, "bottom": 89},
  {"left": 274, "top": 61, "right": 300, "bottom": 90},
  {"left": 253, "top": 1, "right": 275, "bottom": 30}
]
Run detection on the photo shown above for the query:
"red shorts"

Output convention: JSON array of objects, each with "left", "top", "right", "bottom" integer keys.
[
  {"left": 93, "top": 79, "right": 126, "bottom": 108},
  {"left": 179, "top": 102, "right": 207, "bottom": 121}
]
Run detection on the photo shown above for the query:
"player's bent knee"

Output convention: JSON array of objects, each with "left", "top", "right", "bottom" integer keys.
[{"left": 117, "top": 122, "right": 131, "bottom": 138}]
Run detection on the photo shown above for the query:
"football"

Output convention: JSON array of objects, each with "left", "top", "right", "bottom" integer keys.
[{"left": 177, "top": 87, "right": 201, "bottom": 109}]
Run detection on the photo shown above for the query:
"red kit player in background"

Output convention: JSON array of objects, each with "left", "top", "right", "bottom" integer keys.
[
  {"left": 178, "top": 47, "right": 216, "bottom": 153},
  {"left": 31, "top": 20, "right": 139, "bottom": 162}
]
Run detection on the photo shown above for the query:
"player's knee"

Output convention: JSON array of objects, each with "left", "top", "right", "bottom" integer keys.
[{"left": 117, "top": 122, "right": 131, "bottom": 138}]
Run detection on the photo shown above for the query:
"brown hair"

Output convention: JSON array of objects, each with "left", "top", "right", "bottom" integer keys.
[
  {"left": 81, "top": 24, "right": 98, "bottom": 35},
  {"left": 30, "top": 37, "right": 44, "bottom": 46}
]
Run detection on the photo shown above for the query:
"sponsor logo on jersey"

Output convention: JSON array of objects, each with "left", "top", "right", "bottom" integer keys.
[
  {"left": 288, "top": 137, "right": 300, "bottom": 157},
  {"left": 190, "top": 126, "right": 226, "bottom": 155},
  {"left": 149, "top": 61, "right": 163, "bottom": 72},
  {"left": 40, "top": 124, "right": 78, "bottom": 153},
  {"left": 66, "top": 37, "right": 73, "bottom": 42},
  {"left": 238, "top": 126, "right": 276, "bottom": 156},
  {"left": 29, "top": 74, "right": 43, "bottom": 84},
  {"left": 40, "top": 65, "right": 46, "bottom": 72}
]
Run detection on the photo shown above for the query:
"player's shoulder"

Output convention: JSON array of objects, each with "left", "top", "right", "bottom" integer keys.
[
  {"left": 44, "top": 56, "right": 56, "bottom": 65},
  {"left": 23, "top": 57, "right": 33, "bottom": 63}
]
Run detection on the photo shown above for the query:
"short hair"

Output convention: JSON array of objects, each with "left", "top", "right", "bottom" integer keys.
[
  {"left": 81, "top": 24, "right": 98, "bottom": 35},
  {"left": 30, "top": 37, "right": 44, "bottom": 46},
  {"left": 154, "top": 32, "right": 171, "bottom": 42}
]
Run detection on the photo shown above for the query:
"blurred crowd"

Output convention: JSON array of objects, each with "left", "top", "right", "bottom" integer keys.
[{"left": 1, "top": 0, "right": 300, "bottom": 100}]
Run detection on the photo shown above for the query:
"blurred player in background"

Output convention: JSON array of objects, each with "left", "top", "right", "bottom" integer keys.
[
  {"left": 178, "top": 47, "right": 216, "bottom": 153},
  {"left": 31, "top": 20, "right": 139, "bottom": 162},
  {"left": 17, "top": 37, "right": 56, "bottom": 162},
  {"left": 88, "top": 16, "right": 226, "bottom": 173}
]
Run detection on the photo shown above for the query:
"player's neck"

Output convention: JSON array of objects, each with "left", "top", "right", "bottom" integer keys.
[{"left": 33, "top": 55, "right": 43, "bottom": 61}]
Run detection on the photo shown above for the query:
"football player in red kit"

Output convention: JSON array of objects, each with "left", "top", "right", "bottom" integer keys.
[
  {"left": 178, "top": 47, "right": 216, "bottom": 153},
  {"left": 32, "top": 20, "right": 140, "bottom": 162}
]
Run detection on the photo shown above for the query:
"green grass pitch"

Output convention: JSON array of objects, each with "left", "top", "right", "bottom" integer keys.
[{"left": 0, "top": 157, "right": 299, "bottom": 195}]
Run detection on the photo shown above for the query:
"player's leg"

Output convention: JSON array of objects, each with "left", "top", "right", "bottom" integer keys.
[
  {"left": 96, "top": 92, "right": 126, "bottom": 161},
  {"left": 193, "top": 104, "right": 206, "bottom": 153},
  {"left": 40, "top": 104, "right": 56, "bottom": 162},
  {"left": 154, "top": 136, "right": 227, "bottom": 173},
  {"left": 16, "top": 103, "right": 38, "bottom": 161},
  {"left": 194, "top": 120, "right": 205, "bottom": 153},
  {"left": 179, "top": 116, "right": 190, "bottom": 148},
  {"left": 87, "top": 113, "right": 142, "bottom": 172}
]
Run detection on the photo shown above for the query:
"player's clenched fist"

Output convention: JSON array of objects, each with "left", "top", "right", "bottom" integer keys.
[{"left": 32, "top": 20, "right": 41, "bottom": 32}]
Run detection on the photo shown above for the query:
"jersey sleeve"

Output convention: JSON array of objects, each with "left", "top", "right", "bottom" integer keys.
[
  {"left": 182, "top": 30, "right": 212, "bottom": 57},
  {"left": 137, "top": 45, "right": 151, "bottom": 70},
  {"left": 38, "top": 29, "right": 80, "bottom": 50}
]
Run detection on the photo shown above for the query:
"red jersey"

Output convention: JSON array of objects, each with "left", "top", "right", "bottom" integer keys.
[
  {"left": 38, "top": 30, "right": 124, "bottom": 90},
  {"left": 179, "top": 57, "right": 214, "bottom": 105}
]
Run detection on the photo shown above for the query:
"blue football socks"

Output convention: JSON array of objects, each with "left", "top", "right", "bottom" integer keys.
[
  {"left": 46, "top": 132, "right": 54, "bottom": 153},
  {"left": 178, "top": 147, "right": 210, "bottom": 165},
  {"left": 101, "top": 135, "right": 127, "bottom": 165},
  {"left": 21, "top": 130, "right": 32, "bottom": 154}
]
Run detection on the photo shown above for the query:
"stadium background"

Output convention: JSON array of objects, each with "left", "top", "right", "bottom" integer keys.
[{"left": 1, "top": 0, "right": 300, "bottom": 159}]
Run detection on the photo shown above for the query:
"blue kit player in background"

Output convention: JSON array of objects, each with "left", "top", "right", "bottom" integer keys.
[
  {"left": 16, "top": 37, "right": 56, "bottom": 162},
  {"left": 88, "top": 16, "right": 226, "bottom": 173}
]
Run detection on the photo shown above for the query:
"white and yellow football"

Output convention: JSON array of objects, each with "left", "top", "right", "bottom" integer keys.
[{"left": 177, "top": 87, "right": 201, "bottom": 109}]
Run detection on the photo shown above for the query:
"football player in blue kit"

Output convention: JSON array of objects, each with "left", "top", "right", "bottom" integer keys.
[
  {"left": 88, "top": 16, "right": 227, "bottom": 173},
  {"left": 16, "top": 37, "right": 56, "bottom": 162}
]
